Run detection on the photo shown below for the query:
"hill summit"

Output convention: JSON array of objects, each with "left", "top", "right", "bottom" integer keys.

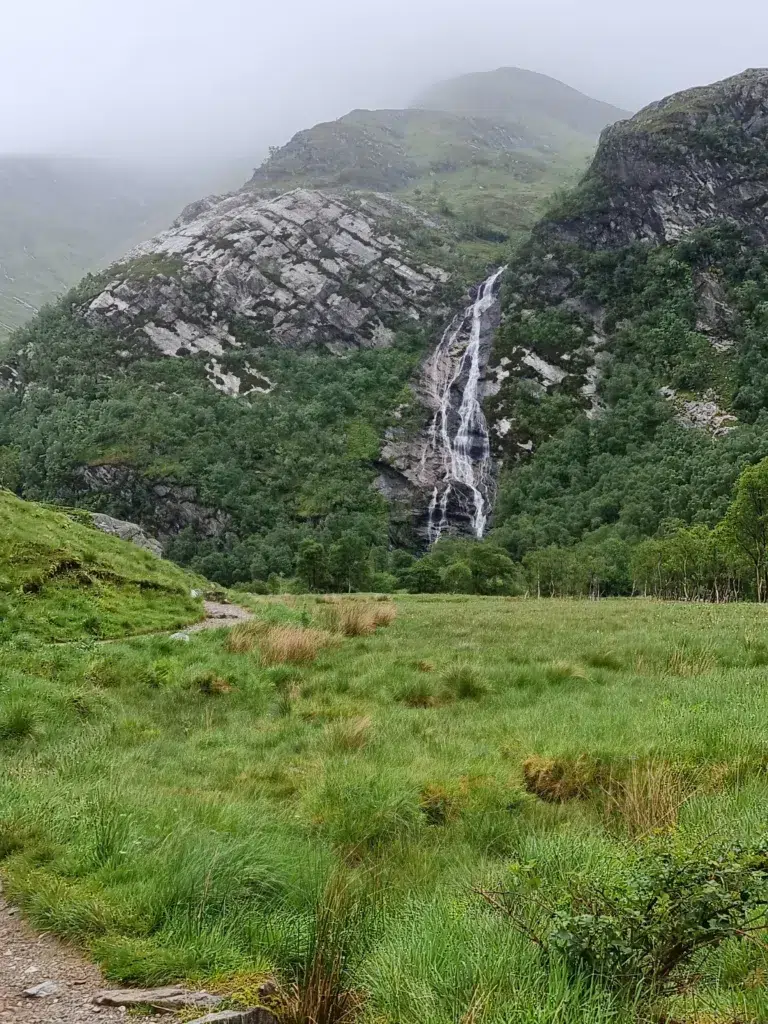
[{"left": 412, "top": 65, "right": 630, "bottom": 139}]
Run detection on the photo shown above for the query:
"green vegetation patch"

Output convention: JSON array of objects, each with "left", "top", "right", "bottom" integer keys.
[{"left": 0, "top": 490, "right": 203, "bottom": 640}]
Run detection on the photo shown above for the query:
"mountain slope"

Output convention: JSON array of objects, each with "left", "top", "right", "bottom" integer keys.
[
  {"left": 0, "top": 67, "right": 633, "bottom": 585},
  {"left": 412, "top": 66, "right": 630, "bottom": 140},
  {"left": 0, "top": 490, "right": 202, "bottom": 640},
  {"left": 481, "top": 68, "right": 768, "bottom": 560}
]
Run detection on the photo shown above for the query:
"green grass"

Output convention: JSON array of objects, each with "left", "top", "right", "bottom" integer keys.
[
  {"left": 4, "top": 595, "right": 768, "bottom": 1022},
  {"left": 0, "top": 490, "right": 204, "bottom": 640}
]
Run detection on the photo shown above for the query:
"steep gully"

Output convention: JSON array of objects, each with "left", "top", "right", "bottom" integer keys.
[{"left": 419, "top": 266, "right": 506, "bottom": 544}]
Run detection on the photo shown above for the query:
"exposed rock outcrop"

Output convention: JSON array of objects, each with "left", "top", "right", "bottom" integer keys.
[
  {"left": 89, "top": 512, "right": 164, "bottom": 556},
  {"left": 485, "top": 68, "right": 768, "bottom": 461},
  {"left": 76, "top": 465, "right": 231, "bottom": 545},
  {"left": 539, "top": 68, "right": 768, "bottom": 250},
  {"left": 85, "top": 188, "right": 454, "bottom": 356}
]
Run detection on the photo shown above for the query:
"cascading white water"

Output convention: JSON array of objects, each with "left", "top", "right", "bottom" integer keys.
[{"left": 421, "top": 266, "right": 506, "bottom": 545}]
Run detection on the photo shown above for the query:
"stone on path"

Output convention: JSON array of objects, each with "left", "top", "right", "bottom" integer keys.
[
  {"left": 93, "top": 985, "right": 223, "bottom": 1010},
  {"left": 23, "top": 980, "right": 63, "bottom": 998},
  {"left": 186, "top": 1009, "right": 279, "bottom": 1024}
]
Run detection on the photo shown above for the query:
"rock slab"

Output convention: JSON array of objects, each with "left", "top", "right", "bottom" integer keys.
[
  {"left": 187, "top": 1010, "right": 278, "bottom": 1024},
  {"left": 93, "top": 986, "right": 223, "bottom": 1010}
]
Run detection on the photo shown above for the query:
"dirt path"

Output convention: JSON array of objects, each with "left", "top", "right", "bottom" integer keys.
[
  {"left": 189, "top": 600, "right": 254, "bottom": 632},
  {"left": 0, "top": 601, "right": 255, "bottom": 1021},
  {"left": 0, "top": 889, "right": 123, "bottom": 1023}
]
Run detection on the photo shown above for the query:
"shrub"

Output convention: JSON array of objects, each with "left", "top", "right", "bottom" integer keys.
[
  {"left": 550, "top": 842, "right": 768, "bottom": 996},
  {"left": 481, "top": 841, "right": 768, "bottom": 998}
]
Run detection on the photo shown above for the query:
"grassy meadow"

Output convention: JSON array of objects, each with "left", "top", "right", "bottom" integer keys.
[{"left": 4, "top": 594, "right": 768, "bottom": 1023}]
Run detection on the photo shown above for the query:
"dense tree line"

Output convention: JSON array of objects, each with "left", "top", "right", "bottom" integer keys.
[{"left": 3, "top": 223, "right": 768, "bottom": 597}]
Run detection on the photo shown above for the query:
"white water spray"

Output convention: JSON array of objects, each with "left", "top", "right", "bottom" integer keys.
[{"left": 421, "top": 266, "right": 506, "bottom": 545}]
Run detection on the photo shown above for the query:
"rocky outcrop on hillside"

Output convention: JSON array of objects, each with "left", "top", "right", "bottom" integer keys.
[
  {"left": 89, "top": 512, "right": 163, "bottom": 556},
  {"left": 76, "top": 465, "right": 231, "bottom": 546},
  {"left": 84, "top": 188, "right": 454, "bottom": 357},
  {"left": 537, "top": 68, "right": 768, "bottom": 251},
  {"left": 484, "top": 69, "right": 768, "bottom": 462}
]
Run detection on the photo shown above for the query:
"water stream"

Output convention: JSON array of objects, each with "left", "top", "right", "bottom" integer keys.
[{"left": 420, "top": 266, "right": 506, "bottom": 544}]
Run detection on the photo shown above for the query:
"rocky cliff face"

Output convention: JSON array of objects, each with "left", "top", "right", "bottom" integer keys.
[
  {"left": 84, "top": 188, "right": 455, "bottom": 361},
  {"left": 540, "top": 68, "right": 768, "bottom": 251},
  {"left": 484, "top": 68, "right": 768, "bottom": 462}
]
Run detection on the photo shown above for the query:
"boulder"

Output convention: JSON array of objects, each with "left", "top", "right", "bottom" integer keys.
[{"left": 89, "top": 512, "right": 163, "bottom": 556}]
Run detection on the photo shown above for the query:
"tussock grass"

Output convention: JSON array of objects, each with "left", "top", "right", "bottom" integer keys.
[
  {"left": 601, "top": 760, "right": 697, "bottom": 837},
  {"left": 522, "top": 754, "right": 600, "bottom": 803},
  {"left": 279, "top": 876, "right": 368, "bottom": 1024},
  {"left": 441, "top": 664, "right": 486, "bottom": 701},
  {"left": 393, "top": 677, "right": 439, "bottom": 708},
  {"left": 315, "top": 599, "right": 397, "bottom": 637},
  {"left": 225, "top": 620, "right": 269, "bottom": 653},
  {"left": 325, "top": 716, "right": 372, "bottom": 752},
  {"left": 259, "top": 625, "right": 336, "bottom": 665},
  {"left": 0, "top": 699, "right": 39, "bottom": 744},
  {"left": 226, "top": 620, "right": 335, "bottom": 664}
]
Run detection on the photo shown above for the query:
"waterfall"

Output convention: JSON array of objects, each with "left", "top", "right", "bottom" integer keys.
[{"left": 420, "top": 266, "right": 506, "bottom": 545}]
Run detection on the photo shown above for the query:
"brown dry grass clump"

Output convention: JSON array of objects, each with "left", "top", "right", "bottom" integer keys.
[
  {"left": 524, "top": 753, "right": 700, "bottom": 834},
  {"left": 370, "top": 603, "right": 397, "bottom": 627},
  {"left": 419, "top": 783, "right": 456, "bottom": 825},
  {"left": 325, "top": 716, "right": 372, "bottom": 752},
  {"left": 522, "top": 754, "right": 601, "bottom": 803},
  {"left": 225, "top": 620, "right": 268, "bottom": 653},
  {"left": 601, "top": 759, "right": 699, "bottom": 837},
  {"left": 259, "top": 625, "right": 336, "bottom": 665},
  {"left": 316, "top": 600, "right": 396, "bottom": 637},
  {"left": 226, "top": 620, "right": 336, "bottom": 665}
]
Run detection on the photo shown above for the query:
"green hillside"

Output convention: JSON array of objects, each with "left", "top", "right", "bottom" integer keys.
[
  {"left": 0, "top": 490, "right": 203, "bottom": 641},
  {"left": 485, "top": 70, "right": 768, "bottom": 593}
]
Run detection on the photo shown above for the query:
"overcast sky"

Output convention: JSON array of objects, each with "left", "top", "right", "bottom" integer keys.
[{"left": 2, "top": 0, "right": 767, "bottom": 168}]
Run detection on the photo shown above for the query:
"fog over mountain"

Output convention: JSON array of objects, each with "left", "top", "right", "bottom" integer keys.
[{"left": 2, "top": 0, "right": 767, "bottom": 168}]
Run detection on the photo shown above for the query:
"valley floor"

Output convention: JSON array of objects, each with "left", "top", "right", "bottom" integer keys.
[{"left": 3, "top": 596, "right": 768, "bottom": 1023}]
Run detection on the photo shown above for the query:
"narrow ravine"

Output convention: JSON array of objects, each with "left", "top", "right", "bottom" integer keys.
[{"left": 419, "top": 266, "right": 506, "bottom": 544}]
